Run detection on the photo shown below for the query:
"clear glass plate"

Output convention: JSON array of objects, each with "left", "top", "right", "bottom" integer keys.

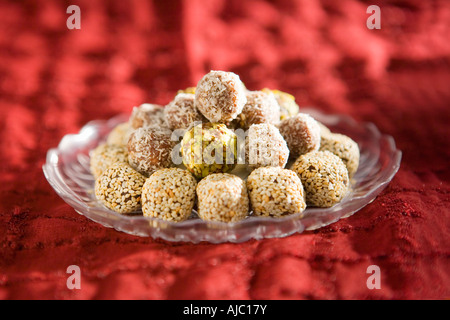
[{"left": 43, "top": 108, "right": 401, "bottom": 243}]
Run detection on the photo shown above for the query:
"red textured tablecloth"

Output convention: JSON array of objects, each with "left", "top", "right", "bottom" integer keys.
[{"left": 0, "top": 0, "right": 449, "bottom": 300}]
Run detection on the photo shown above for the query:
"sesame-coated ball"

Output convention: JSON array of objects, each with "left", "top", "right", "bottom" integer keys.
[
  {"left": 245, "top": 123, "right": 289, "bottom": 169},
  {"left": 94, "top": 163, "right": 146, "bottom": 214},
  {"left": 234, "top": 90, "right": 280, "bottom": 130},
  {"left": 278, "top": 113, "right": 321, "bottom": 158},
  {"left": 141, "top": 168, "right": 197, "bottom": 222},
  {"left": 127, "top": 127, "right": 174, "bottom": 177},
  {"left": 196, "top": 173, "right": 249, "bottom": 223},
  {"left": 317, "top": 121, "right": 332, "bottom": 138},
  {"left": 247, "top": 167, "right": 306, "bottom": 217},
  {"left": 320, "top": 133, "right": 360, "bottom": 178},
  {"left": 262, "top": 88, "right": 299, "bottom": 120},
  {"left": 90, "top": 143, "right": 129, "bottom": 179},
  {"left": 194, "top": 71, "right": 247, "bottom": 123},
  {"left": 129, "top": 103, "right": 167, "bottom": 130},
  {"left": 291, "top": 151, "right": 349, "bottom": 207},
  {"left": 106, "top": 122, "right": 132, "bottom": 147},
  {"left": 164, "top": 93, "right": 206, "bottom": 130},
  {"left": 181, "top": 123, "right": 237, "bottom": 179}
]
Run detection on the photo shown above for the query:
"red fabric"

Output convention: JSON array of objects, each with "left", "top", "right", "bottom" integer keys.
[{"left": 0, "top": 0, "right": 449, "bottom": 300}]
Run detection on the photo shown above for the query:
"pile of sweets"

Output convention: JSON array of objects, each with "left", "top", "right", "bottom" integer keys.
[{"left": 91, "top": 70, "right": 360, "bottom": 223}]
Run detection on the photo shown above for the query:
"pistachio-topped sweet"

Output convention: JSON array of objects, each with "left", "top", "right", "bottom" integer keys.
[{"left": 181, "top": 122, "right": 237, "bottom": 179}]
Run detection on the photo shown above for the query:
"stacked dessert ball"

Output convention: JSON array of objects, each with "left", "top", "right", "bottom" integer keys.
[{"left": 91, "top": 70, "right": 360, "bottom": 223}]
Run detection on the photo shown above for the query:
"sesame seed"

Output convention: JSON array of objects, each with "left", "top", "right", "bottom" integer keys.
[
  {"left": 141, "top": 168, "right": 197, "bottom": 222},
  {"left": 290, "top": 151, "right": 349, "bottom": 208},
  {"left": 94, "top": 163, "right": 146, "bottom": 214}
]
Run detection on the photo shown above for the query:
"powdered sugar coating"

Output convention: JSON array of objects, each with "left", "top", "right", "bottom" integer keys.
[
  {"left": 247, "top": 166, "right": 306, "bottom": 217},
  {"left": 234, "top": 90, "right": 280, "bottom": 130},
  {"left": 194, "top": 71, "right": 247, "bottom": 123},
  {"left": 94, "top": 163, "right": 146, "bottom": 214},
  {"left": 278, "top": 113, "right": 321, "bottom": 158},
  {"left": 129, "top": 103, "right": 167, "bottom": 130},
  {"left": 141, "top": 168, "right": 197, "bottom": 222},
  {"left": 245, "top": 123, "right": 289, "bottom": 169},
  {"left": 196, "top": 173, "right": 249, "bottom": 223},
  {"left": 164, "top": 93, "right": 206, "bottom": 130},
  {"left": 291, "top": 151, "right": 349, "bottom": 207},
  {"left": 127, "top": 127, "right": 174, "bottom": 177}
]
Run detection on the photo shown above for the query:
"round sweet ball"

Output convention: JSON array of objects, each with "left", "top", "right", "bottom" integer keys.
[
  {"left": 196, "top": 173, "right": 249, "bottom": 223},
  {"left": 194, "top": 70, "right": 247, "bottom": 123},
  {"left": 129, "top": 103, "right": 166, "bottom": 130},
  {"left": 247, "top": 167, "right": 306, "bottom": 217},
  {"left": 141, "top": 168, "right": 197, "bottom": 222},
  {"left": 90, "top": 143, "right": 129, "bottom": 179},
  {"left": 278, "top": 113, "right": 321, "bottom": 158},
  {"left": 320, "top": 133, "right": 360, "bottom": 178},
  {"left": 317, "top": 121, "right": 332, "bottom": 138},
  {"left": 95, "top": 163, "right": 146, "bottom": 214},
  {"left": 291, "top": 151, "right": 349, "bottom": 207},
  {"left": 181, "top": 123, "right": 237, "bottom": 179},
  {"left": 164, "top": 93, "right": 206, "bottom": 130},
  {"left": 106, "top": 122, "right": 132, "bottom": 147},
  {"left": 262, "top": 88, "right": 299, "bottom": 120},
  {"left": 127, "top": 127, "right": 174, "bottom": 177},
  {"left": 234, "top": 90, "right": 280, "bottom": 130},
  {"left": 245, "top": 123, "right": 289, "bottom": 169}
]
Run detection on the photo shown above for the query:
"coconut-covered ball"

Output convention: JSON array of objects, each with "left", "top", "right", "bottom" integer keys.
[
  {"left": 106, "top": 122, "right": 131, "bottom": 147},
  {"left": 196, "top": 173, "right": 249, "bottom": 222},
  {"left": 291, "top": 151, "right": 349, "bottom": 207},
  {"left": 94, "top": 163, "right": 146, "bottom": 214},
  {"left": 90, "top": 143, "right": 129, "bottom": 179},
  {"left": 129, "top": 103, "right": 167, "bottom": 130},
  {"left": 247, "top": 167, "right": 306, "bottom": 217},
  {"left": 127, "top": 127, "right": 174, "bottom": 177},
  {"left": 278, "top": 113, "right": 321, "bottom": 158},
  {"left": 164, "top": 93, "right": 206, "bottom": 130},
  {"left": 320, "top": 133, "right": 360, "bottom": 178},
  {"left": 181, "top": 123, "right": 237, "bottom": 179},
  {"left": 262, "top": 88, "right": 299, "bottom": 120},
  {"left": 141, "top": 168, "right": 197, "bottom": 222},
  {"left": 194, "top": 70, "right": 247, "bottom": 123},
  {"left": 233, "top": 90, "right": 280, "bottom": 130},
  {"left": 245, "top": 123, "right": 289, "bottom": 169}
]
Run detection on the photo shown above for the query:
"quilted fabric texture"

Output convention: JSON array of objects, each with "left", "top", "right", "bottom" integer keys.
[{"left": 0, "top": 0, "right": 449, "bottom": 299}]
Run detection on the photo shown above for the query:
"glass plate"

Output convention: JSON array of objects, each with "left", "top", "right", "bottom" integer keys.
[{"left": 43, "top": 108, "right": 401, "bottom": 243}]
